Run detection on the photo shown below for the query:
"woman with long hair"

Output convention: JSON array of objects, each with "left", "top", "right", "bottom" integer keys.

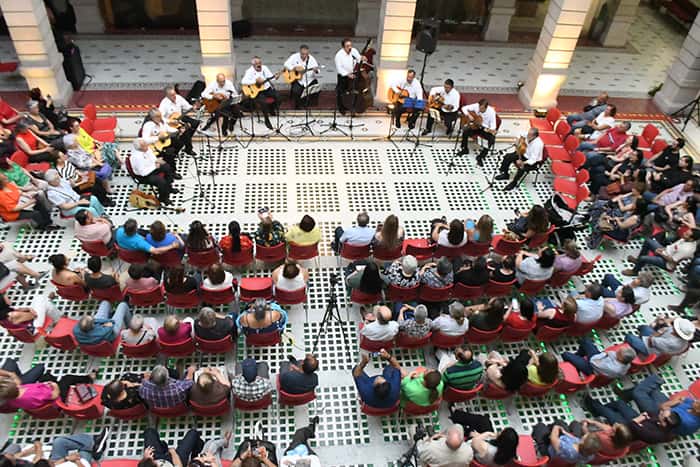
[
  {"left": 374, "top": 214, "right": 404, "bottom": 251},
  {"left": 346, "top": 261, "right": 387, "bottom": 294},
  {"left": 186, "top": 220, "right": 215, "bottom": 250},
  {"left": 466, "top": 214, "right": 494, "bottom": 244},
  {"left": 431, "top": 218, "right": 467, "bottom": 247},
  {"left": 164, "top": 265, "right": 199, "bottom": 294},
  {"left": 450, "top": 409, "right": 519, "bottom": 466},
  {"left": 219, "top": 220, "right": 253, "bottom": 255},
  {"left": 527, "top": 350, "right": 559, "bottom": 386}
]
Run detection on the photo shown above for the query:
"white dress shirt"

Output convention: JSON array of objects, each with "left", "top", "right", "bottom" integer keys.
[
  {"left": 130, "top": 148, "right": 158, "bottom": 177},
  {"left": 429, "top": 86, "right": 460, "bottom": 112},
  {"left": 241, "top": 65, "right": 275, "bottom": 90},
  {"left": 201, "top": 79, "right": 238, "bottom": 99},
  {"left": 460, "top": 103, "right": 497, "bottom": 131},
  {"left": 158, "top": 95, "right": 192, "bottom": 132},
  {"left": 334, "top": 47, "right": 361, "bottom": 77},
  {"left": 391, "top": 77, "right": 423, "bottom": 100},
  {"left": 284, "top": 52, "right": 320, "bottom": 87},
  {"left": 142, "top": 120, "right": 174, "bottom": 145},
  {"left": 522, "top": 134, "right": 544, "bottom": 166},
  {"left": 590, "top": 113, "right": 616, "bottom": 140}
]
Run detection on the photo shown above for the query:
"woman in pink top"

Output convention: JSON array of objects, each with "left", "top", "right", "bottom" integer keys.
[
  {"left": 125, "top": 263, "right": 159, "bottom": 293},
  {"left": 0, "top": 372, "right": 95, "bottom": 410},
  {"left": 158, "top": 315, "right": 193, "bottom": 343}
]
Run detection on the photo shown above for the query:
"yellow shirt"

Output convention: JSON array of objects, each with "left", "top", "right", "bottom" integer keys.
[
  {"left": 527, "top": 365, "right": 545, "bottom": 385},
  {"left": 286, "top": 225, "right": 321, "bottom": 246},
  {"left": 77, "top": 127, "right": 95, "bottom": 153}
]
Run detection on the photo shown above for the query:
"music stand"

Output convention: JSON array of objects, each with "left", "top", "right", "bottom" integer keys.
[
  {"left": 263, "top": 81, "right": 291, "bottom": 142},
  {"left": 290, "top": 82, "right": 321, "bottom": 137}
]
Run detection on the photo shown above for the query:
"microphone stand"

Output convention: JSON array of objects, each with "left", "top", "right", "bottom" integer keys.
[
  {"left": 265, "top": 78, "right": 291, "bottom": 142},
  {"left": 406, "top": 52, "right": 431, "bottom": 152},
  {"left": 290, "top": 57, "right": 319, "bottom": 137},
  {"left": 479, "top": 143, "right": 516, "bottom": 194}
]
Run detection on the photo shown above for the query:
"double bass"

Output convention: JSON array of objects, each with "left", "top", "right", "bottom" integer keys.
[{"left": 341, "top": 38, "right": 375, "bottom": 114}]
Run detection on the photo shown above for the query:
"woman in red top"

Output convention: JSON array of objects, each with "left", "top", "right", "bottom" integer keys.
[
  {"left": 158, "top": 314, "right": 194, "bottom": 344},
  {"left": 219, "top": 220, "right": 253, "bottom": 254},
  {"left": 504, "top": 297, "right": 537, "bottom": 330},
  {"left": 0, "top": 96, "right": 20, "bottom": 129},
  {"left": 0, "top": 174, "right": 53, "bottom": 229},
  {"left": 13, "top": 121, "right": 59, "bottom": 163}
]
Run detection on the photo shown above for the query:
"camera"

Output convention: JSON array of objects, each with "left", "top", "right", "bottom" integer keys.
[
  {"left": 413, "top": 422, "right": 427, "bottom": 441},
  {"left": 329, "top": 272, "right": 341, "bottom": 286}
]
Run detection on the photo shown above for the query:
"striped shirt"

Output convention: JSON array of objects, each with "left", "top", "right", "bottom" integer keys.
[{"left": 443, "top": 360, "right": 483, "bottom": 389}]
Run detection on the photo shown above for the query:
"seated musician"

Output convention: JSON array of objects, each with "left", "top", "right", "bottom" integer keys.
[
  {"left": 157, "top": 85, "right": 198, "bottom": 156},
  {"left": 334, "top": 38, "right": 364, "bottom": 115},
  {"left": 390, "top": 69, "right": 423, "bottom": 130},
  {"left": 495, "top": 128, "right": 544, "bottom": 191},
  {"left": 284, "top": 45, "right": 320, "bottom": 110},
  {"left": 241, "top": 56, "right": 279, "bottom": 130},
  {"left": 129, "top": 138, "right": 178, "bottom": 205},
  {"left": 458, "top": 98, "right": 498, "bottom": 166},
  {"left": 141, "top": 108, "right": 186, "bottom": 178},
  {"left": 200, "top": 73, "right": 240, "bottom": 136},
  {"left": 423, "top": 79, "right": 460, "bottom": 136}
]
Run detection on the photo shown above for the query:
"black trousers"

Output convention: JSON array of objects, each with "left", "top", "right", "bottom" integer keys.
[
  {"left": 285, "top": 423, "right": 318, "bottom": 456},
  {"left": 253, "top": 88, "right": 279, "bottom": 119},
  {"left": 336, "top": 74, "right": 352, "bottom": 112},
  {"left": 144, "top": 428, "right": 203, "bottom": 465},
  {"left": 141, "top": 163, "right": 175, "bottom": 202},
  {"left": 291, "top": 79, "right": 318, "bottom": 109},
  {"left": 37, "top": 373, "right": 93, "bottom": 401},
  {"left": 425, "top": 110, "right": 458, "bottom": 133},
  {"left": 499, "top": 151, "right": 536, "bottom": 183},
  {"left": 17, "top": 200, "right": 52, "bottom": 229},
  {"left": 394, "top": 102, "right": 421, "bottom": 127},
  {"left": 203, "top": 103, "right": 242, "bottom": 132},
  {"left": 450, "top": 410, "right": 494, "bottom": 434},
  {"left": 461, "top": 127, "right": 495, "bottom": 151},
  {"left": 2, "top": 359, "right": 45, "bottom": 384},
  {"left": 74, "top": 177, "right": 110, "bottom": 204}
]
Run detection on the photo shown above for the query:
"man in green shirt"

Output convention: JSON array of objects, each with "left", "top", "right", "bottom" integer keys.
[
  {"left": 400, "top": 368, "right": 444, "bottom": 407},
  {"left": 0, "top": 157, "right": 51, "bottom": 211}
]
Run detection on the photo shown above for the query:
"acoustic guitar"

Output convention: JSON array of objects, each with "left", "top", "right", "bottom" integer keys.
[
  {"left": 150, "top": 136, "right": 171, "bottom": 154},
  {"left": 387, "top": 87, "right": 409, "bottom": 104},
  {"left": 242, "top": 73, "right": 280, "bottom": 99},
  {"left": 460, "top": 109, "right": 484, "bottom": 130},
  {"left": 282, "top": 65, "right": 325, "bottom": 84},
  {"left": 202, "top": 93, "right": 228, "bottom": 113},
  {"left": 516, "top": 136, "right": 527, "bottom": 156}
]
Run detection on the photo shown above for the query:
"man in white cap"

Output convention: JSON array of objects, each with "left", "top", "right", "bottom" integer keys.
[{"left": 624, "top": 315, "right": 694, "bottom": 357}]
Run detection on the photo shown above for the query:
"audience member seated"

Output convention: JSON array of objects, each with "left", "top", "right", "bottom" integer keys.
[
  {"left": 450, "top": 411, "right": 518, "bottom": 466},
  {"left": 534, "top": 296, "right": 577, "bottom": 328},
  {"left": 622, "top": 228, "right": 699, "bottom": 276},
  {"left": 128, "top": 138, "right": 177, "bottom": 205},
  {"left": 466, "top": 214, "right": 494, "bottom": 244},
  {"left": 190, "top": 367, "right": 231, "bottom": 407},
  {"left": 489, "top": 255, "right": 516, "bottom": 283},
  {"left": 575, "top": 104, "right": 616, "bottom": 140},
  {"left": 432, "top": 302, "right": 469, "bottom": 336},
  {"left": 272, "top": 261, "right": 308, "bottom": 291},
  {"left": 421, "top": 257, "right": 454, "bottom": 287},
  {"left": 0, "top": 174, "right": 54, "bottom": 230},
  {"left": 43, "top": 428, "right": 111, "bottom": 466},
  {"left": 588, "top": 197, "right": 647, "bottom": 249},
  {"left": 526, "top": 349, "right": 559, "bottom": 386},
  {"left": 138, "top": 427, "right": 202, "bottom": 467},
  {"left": 0, "top": 241, "right": 46, "bottom": 290},
  {"left": 397, "top": 303, "right": 432, "bottom": 339},
  {"left": 416, "top": 424, "right": 474, "bottom": 465},
  {"left": 231, "top": 357, "right": 273, "bottom": 403},
  {"left": 101, "top": 372, "right": 145, "bottom": 410},
  {"left": 624, "top": 315, "right": 694, "bottom": 357},
  {"left": 353, "top": 349, "right": 401, "bottom": 409},
  {"left": 507, "top": 205, "right": 549, "bottom": 241},
  {"left": 279, "top": 354, "right": 319, "bottom": 394},
  {"left": 0, "top": 358, "right": 45, "bottom": 387},
  {"left": 601, "top": 271, "right": 653, "bottom": 305},
  {"left": 400, "top": 367, "right": 443, "bottom": 407},
  {"left": 125, "top": 264, "right": 159, "bottom": 293},
  {"left": 436, "top": 345, "right": 483, "bottom": 389},
  {"left": 650, "top": 154, "right": 694, "bottom": 194},
  {"left": 254, "top": 210, "right": 285, "bottom": 247},
  {"left": 647, "top": 137, "right": 684, "bottom": 174},
  {"left": 571, "top": 283, "right": 605, "bottom": 324},
  {"left": 346, "top": 261, "right": 388, "bottom": 293},
  {"left": 13, "top": 121, "right": 59, "bottom": 164},
  {"left": 74, "top": 210, "right": 113, "bottom": 246},
  {"left": 361, "top": 305, "right": 399, "bottom": 341},
  {"left": 158, "top": 315, "right": 194, "bottom": 344},
  {"left": 602, "top": 285, "right": 636, "bottom": 320},
  {"left": 591, "top": 148, "right": 643, "bottom": 197},
  {"left": 0, "top": 96, "right": 21, "bottom": 129},
  {"left": 483, "top": 349, "right": 529, "bottom": 392},
  {"left": 186, "top": 220, "right": 216, "bottom": 251},
  {"left": 49, "top": 253, "right": 85, "bottom": 287},
  {"left": 645, "top": 179, "right": 699, "bottom": 213},
  {"left": 219, "top": 220, "right": 253, "bottom": 256},
  {"left": 578, "top": 121, "right": 631, "bottom": 157},
  {"left": 238, "top": 298, "right": 287, "bottom": 335},
  {"left": 164, "top": 265, "right": 199, "bottom": 294},
  {"left": 45, "top": 169, "right": 105, "bottom": 218},
  {"left": 0, "top": 371, "right": 95, "bottom": 411},
  {"left": 194, "top": 307, "right": 235, "bottom": 341},
  {"left": 385, "top": 255, "right": 420, "bottom": 288},
  {"left": 28, "top": 88, "right": 65, "bottom": 129},
  {"left": 73, "top": 300, "right": 131, "bottom": 346},
  {"left": 202, "top": 263, "right": 235, "bottom": 291},
  {"left": 431, "top": 218, "right": 468, "bottom": 248},
  {"left": 121, "top": 313, "right": 157, "bottom": 345},
  {"left": 532, "top": 420, "right": 601, "bottom": 464},
  {"left": 553, "top": 239, "right": 583, "bottom": 273},
  {"left": 54, "top": 150, "right": 114, "bottom": 207},
  {"left": 373, "top": 214, "right": 404, "bottom": 250},
  {"left": 116, "top": 218, "right": 179, "bottom": 255},
  {"left": 331, "top": 211, "right": 374, "bottom": 254},
  {"left": 0, "top": 293, "right": 58, "bottom": 334},
  {"left": 562, "top": 337, "right": 635, "bottom": 378},
  {"left": 138, "top": 364, "right": 194, "bottom": 409},
  {"left": 504, "top": 297, "right": 536, "bottom": 329},
  {"left": 83, "top": 256, "right": 119, "bottom": 291},
  {"left": 578, "top": 418, "right": 634, "bottom": 457},
  {"left": 0, "top": 156, "right": 50, "bottom": 203},
  {"left": 146, "top": 220, "right": 184, "bottom": 254},
  {"left": 465, "top": 298, "right": 506, "bottom": 331},
  {"left": 567, "top": 92, "right": 609, "bottom": 130},
  {"left": 454, "top": 256, "right": 490, "bottom": 286},
  {"left": 515, "top": 248, "right": 555, "bottom": 284},
  {"left": 286, "top": 214, "right": 321, "bottom": 246}
]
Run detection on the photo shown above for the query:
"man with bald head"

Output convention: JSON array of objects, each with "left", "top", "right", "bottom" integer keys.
[
  {"left": 200, "top": 73, "right": 240, "bottom": 136},
  {"left": 417, "top": 423, "right": 474, "bottom": 465},
  {"left": 360, "top": 305, "right": 399, "bottom": 341}
]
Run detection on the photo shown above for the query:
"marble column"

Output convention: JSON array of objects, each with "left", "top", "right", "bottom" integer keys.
[
  {"left": 72, "top": 0, "right": 106, "bottom": 33},
  {"left": 374, "top": 0, "right": 417, "bottom": 103},
  {"left": 355, "top": 0, "right": 381, "bottom": 37},
  {"left": 0, "top": 0, "right": 73, "bottom": 104},
  {"left": 518, "top": 0, "right": 592, "bottom": 109},
  {"left": 483, "top": 0, "right": 516, "bottom": 42},
  {"left": 196, "top": 0, "right": 236, "bottom": 83},
  {"left": 600, "top": 0, "right": 640, "bottom": 47},
  {"left": 654, "top": 12, "right": 700, "bottom": 113}
]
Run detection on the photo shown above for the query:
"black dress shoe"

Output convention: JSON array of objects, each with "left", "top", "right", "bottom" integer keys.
[
  {"left": 494, "top": 173, "right": 510, "bottom": 181},
  {"left": 264, "top": 118, "right": 273, "bottom": 130},
  {"left": 170, "top": 188, "right": 181, "bottom": 194},
  {"left": 185, "top": 148, "right": 197, "bottom": 156},
  {"left": 503, "top": 181, "right": 517, "bottom": 191},
  {"left": 476, "top": 156, "right": 484, "bottom": 167},
  {"left": 173, "top": 173, "right": 183, "bottom": 180},
  {"left": 421, "top": 129, "right": 431, "bottom": 136},
  {"left": 161, "top": 199, "right": 173, "bottom": 205}
]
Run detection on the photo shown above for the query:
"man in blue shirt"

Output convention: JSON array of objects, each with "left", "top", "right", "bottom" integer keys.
[
  {"left": 279, "top": 354, "right": 319, "bottom": 394},
  {"left": 571, "top": 283, "right": 604, "bottom": 324},
  {"left": 115, "top": 218, "right": 179, "bottom": 254},
  {"left": 331, "top": 212, "right": 375, "bottom": 254},
  {"left": 353, "top": 349, "right": 401, "bottom": 409},
  {"left": 73, "top": 300, "right": 132, "bottom": 345}
]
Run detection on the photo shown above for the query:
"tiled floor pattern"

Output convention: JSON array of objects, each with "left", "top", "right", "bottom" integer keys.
[
  {"left": 0, "top": 114, "right": 697, "bottom": 464},
  {"left": 0, "top": 7, "right": 687, "bottom": 98}
]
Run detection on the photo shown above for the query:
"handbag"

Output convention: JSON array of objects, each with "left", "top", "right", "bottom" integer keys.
[
  {"left": 606, "top": 182, "right": 622, "bottom": 196},
  {"left": 597, "top": 214, "right": 615, "bottom": 232},
  {"left": 76, "top": 171, "right": 96, "bottom": 191},
  {"left": 69, "top": 384, "right": 97, "bottom": 404}
]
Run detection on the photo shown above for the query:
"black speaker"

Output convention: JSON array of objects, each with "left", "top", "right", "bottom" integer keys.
[
  {"left": 62, "top": 42, "right": 85, "bottom": 91},
  {"left": 232, "top": 20, "right": 251, "bottom": 38},
  {"left": 186, "top": 80, "right": 206, "bottom": 104},
  {"left": 416, "top": 19, "right": 439, "bottom": 55}
]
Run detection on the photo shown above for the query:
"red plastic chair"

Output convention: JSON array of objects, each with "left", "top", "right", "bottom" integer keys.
[
  {"left": 152, "top": 249, "right": 183, "bottom": 268},
  {"left": 51, "top": 281, "right": 90, "bottom": 301},
  {"left": 430, "top": 331, "right": 465, "bottom": 349},
  {"left": 24, "top": 401, "right": 62, "bottom": 419},
  {"left": 555, "top": 361, "right": 596, "bottom": 394},
  {"left": 122, "top": 338, "right": 160, "bottom": 358},
  {"left": 534, "top": 324, "right": 568, "bottom": 343},
  {"left": 590, "top": 447, "right": 630, "bottom": 465},
  {"left": 463, "top": 241, "right": 490, "bottom": 257},
  {"left": 519, "top": 379, "right": 558, "bottom": 397},
  {"left": 158, "top": 336, "right": 196, "bottom": 357},
  {"left": 595, "top": 313, "right": 620, "bottom": 330},
  {"left": 195, "top": 335, "right": 234, "bottom": 354},
  {"left": 233, "top": 393, "right": 273, "bottom": 411},
  {"left": 277, "top": 375, "right": 316, "bottom": 406},
  {"left": 150, "top": 402, "right": 189, "bottom": 418},
  {"left": 246, "top": 330, "right": 281, "bottom": 347},
  {"left": 433, "top": 244, "right": 465, "bottom": 259},
  {"left": 372, "top": 244, "right": 403, "bottom": 262},
  {"left": 642, "top": 138, "right": 668, "bottom": 159},
  {"left": 81, "top": 240, "right": 115, "bottom": 257},
  {"left": 386, "top": 283, "right": 420, "bottom": 302},
  {"left": 56, "top": 384, "right": 104, "bottom": 420},
  {"left": 361, "top": 400, "right": 400, "bottom": 416},
  {"left": 527, "top": 225, "right": 555, "bottom": 248},
  {"left": 10, "top": 149, "right": 50, "bottom": 173},
  {"left": 350, "top": 288, "right": 383, "bottom": 305},
  {"left": 395, "top": 332, "right": 432, "bottom": 349},
  {"left": 275, "top": 287, "right": 307, "bottom": 306},
  {"left": 442, "top": 383, "right": 483, "bottom": 403},
  {"left": 359, "top": 333, "right": 395, "bottom": 352},
  {"left": 186, "top": 247, "right": 220, "bottom": 270},
  {"left": 4, "top": 315, "right": 52, "bottom": 343},
  {"left": 91, "top": 284, "right": 124, "bottom": 302},
  {"left": 45, "top": 316, "right": 79, "bottom": 351},
  {"left": 287, "top": 242, "right": 319, "bottom": 263},
  {"left": 545, "top": 135, "right": 578, "bottom": 163},
  {"left": 97, "top": 461, "right": 140, "bottom": 467},
  {"left": 510, "top": 434, "right": 549, "bottom": 466},
  {"left": 403, "top": 239, "right": 435, "bottom": 261},
  {"left": 530, "top": 108, "right": 561, "bottom": 132},
  {"left": 492, "top": 235, "right": 526, "bottom": 256},
  {"left": 576, "top": 254, "right": 602, "bottom": 276},
  {"left": 165, "top": 289, "right": 201, "bottom": 309},
  {"left": 339, "top": 243, "right": 371, "bottom": 262},
  {"left": 80, "top": 335, "right": 121, "bottom": 357},
  {"left": 637, "top": 123, "right": 659, "bottom": 149},
  {"left": 689, "top": 379, "right": 700, "bottom": 399},
  {"left": 485, "top": 279, "right": 516, "bottom": 297},
  {"left": 481, "top": 383, "right": 514, "bottom": 400},
  {"left": 518, "top": 279, "right": 548, "bottom": 295},
  {"left": 566, "top": 321, "right": 596, "bottom": 337},
  {"left": 127, "top": 285, "right": 165, "bottom": 307},
  {"left": 549, "top": 270, "right": 574, "bottom": 288},
  {"left": 239, "top": 277, "right": 273, "bottom": 302},
  {"left": 222, "top": 246, "right": 254, "bottom": 268},
  {"left": 190, "top": 397, "right": 231, "bottom": 417},
  {"left": 108, "top": 403, "right": 148, "bottom": 420},
  {"left": 501, "top": 322, "right": 536, "bottom": 342},
  {"left": 466, "top": 325, "right": 503, "bottom": 344},
  {"left": 255, "top": 243, "right": 287, "bottom": 264},
  {"left": 540, "top": 120, "right": 570, "bottom": 146},
  {"left": 403, "top": 398, "right": 442, "bottom": 415},
  {"left": 201, "top": 286, "right": 236, "bottom": 306},
  {"left": 115, "top": 245, "right": 148, "bottom": 264},
  {"left": 83, "top": 103, "right": 117, "bottom": 131},
  {"left": 418, "top": 284, "right": 452, "bottom": 302},
  {"left": 452, "top": 283, "right": 485, "bottom": 301}
]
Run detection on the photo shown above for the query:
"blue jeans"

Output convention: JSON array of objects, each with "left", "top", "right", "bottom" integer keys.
[
  {"left": 633, "top": 237, "right": 667, "bottom": 273},
  {"left": 624, "top": 325, "right": 655, "bottom": 356},
  {"left": 601, "top": 274, "right": 621, "bottom": 298},
  {"left": 62, "top": 195, "right": 105, "bottom": 218},
  {"left": 584, "top": 151, "right": 606, "bottom": 169},
  {"left": 95, "top": 300, "right": 132, "bottom": 335},
  {"left": 50, "top": 434, "right": 94, "bottom": 462},
  {"left": 561, "top": 337, "right": 600, "bottom": 375},
  {"left": 631, "top": 374, "right": 668, "bottom": 415},
  {"left": 642, "top": 191, "right": 659, "bottom": 212},
  {"left": 533, "top": 297, "right": 556, "bottom": 309},
  {"left": 577, "top": 142, "right": 596, "bottom": 152},
  {"left": 588, "top": 398, "right": 639, "bottom": 424}
]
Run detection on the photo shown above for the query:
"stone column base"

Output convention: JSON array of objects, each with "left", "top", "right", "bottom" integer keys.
[{"left": 20, "top": 62, "right": 73, "bottom": 105}]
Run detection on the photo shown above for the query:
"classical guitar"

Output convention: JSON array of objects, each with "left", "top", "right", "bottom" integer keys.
[
  {"left": 516, "top": 136, "right": 527, "bottom": 156},
  {"left": 202, "top": 92, "right": 229, "bottom": 113},
  {"left": 387, "top": 87, "right": 409, "bottom": 104},
  {"left": 150, "top": 135, "right": 171, "bottom": 154},
  {"left": 428, "top": 94, "right": 445, "bottom": 110},
  {"left": 242, "top": 72, "right": 281, "bottom": 99},
  {"left": 460, "top": 109, "right": 484, "bottom": 129}
]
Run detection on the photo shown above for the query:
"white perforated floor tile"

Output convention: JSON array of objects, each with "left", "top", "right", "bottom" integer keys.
[
  {"left": 296, "top": 182, "right": 340, "bottom": 212},
  {"left": 189, "top": 183, "right": 238, "bottom": 215},
  {"left": 340, "top": 148, "right": 382, "bottom": 175},
  {"left": 513, "top": 394, "right": 575, "bottom": 432},
  {"left": 394, "top": 181, "right": 441, "bottom": 212},
  {"left": 441, "top": 180, "right": 490, "bottom": 212},
  {"left": 381, "top": 412, "right": 440, "bottom": 443},
  {"left": 345, "top": 181, "right": 391, "bottom": 212},
  {"left": 246, "top": 148, "right": 288, "bottom": 175},
  {"left": 233, "top": 397, "right": 295, "bottom": 448},
  {"left": 294, "top": 147, "right": 335, "bottom": 176},
  {"left": 308, "top": 385, "right": 370, "bottom": 447},
  {"left": 386, "top": 148, "right": 431, "bottom": 175},
  {"left": 243, "top": 182, "right": 288, "bottom": 213}
]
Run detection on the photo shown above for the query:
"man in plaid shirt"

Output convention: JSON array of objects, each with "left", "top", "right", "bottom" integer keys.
[
  {"left": 231, "top": 357, "right": 273, "bottom": 402},
  {"left": 138, "top": 364, "right": 195, "bottom": 408}
]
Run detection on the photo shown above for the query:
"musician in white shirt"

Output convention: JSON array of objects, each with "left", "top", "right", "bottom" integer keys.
[
  {"left": 129, "top": 139, "right": 177, "bottom": 204},
  {"left": 390, "top": 70, "right": 423, "bottom": 129},
  {"left": 241, "top": 56, "right": 279, "bottom": 130},
  {"left": 141, "top": 108, "right": 183, "bottom": 177},
  {"left": 495, "top": 128, "right": 544, "bottom": 191},
  {"left": 157, "top": 85, "right": 198, "bottom": 156},
  {"left": 284, "top": 45, "right": 320, "bottom": 109},
  {"left": 459, "top": 98, "right": 498, "bottom": 166},
  {"left": 334, "top": 38, "right": 363, "bottom": 114},
  {"left": 200, "top": 73, "right": 241, "bottom": 136},
  {"left": 423, "top": 79, "right": 460, "bottom": 136}
]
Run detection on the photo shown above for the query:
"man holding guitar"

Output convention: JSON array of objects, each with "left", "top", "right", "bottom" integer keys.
[
  {"left": 129, "top": 138, "right": 178, "bottom": 205},
  {"left": 495, "top": 128, "right": 544, "bottom": 191},
  {"left": 200, "top": 73, "right": 240, "bottom": 137},
  {"left": 423, "top": 78, "right": 460, "bottom": 136},
  {"left": 283, "top": 45, "right": 320, "bottom": 110},
  {"left": 141, "top": 108, "right": 186, "bottom": 178},
  {"left": 458, "top": 98, "right": 498, "bottom": 166},
  {"left": 388, "top": 69, "right": 423, "bottom": 129},
  {"left": 241, "top": 56, "right": 279, "bottom": 130},
  {"left": 334, "top": 38, "right": 365, "bottom": 115},
  {"left": 158, "top": 85, "right": 199, "bottom": 156}
]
